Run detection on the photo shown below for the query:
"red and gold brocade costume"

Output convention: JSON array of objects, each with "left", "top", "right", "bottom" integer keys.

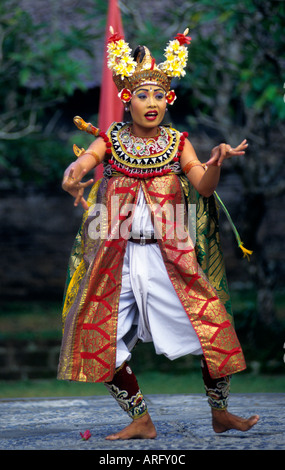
[{"left": 57, "top": 123, "right": 246, "bottom": 383}]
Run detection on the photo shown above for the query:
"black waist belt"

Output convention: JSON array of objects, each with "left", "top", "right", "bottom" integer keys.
[{"left": 128, "top": 235, "right": 157, "bottom": 246}]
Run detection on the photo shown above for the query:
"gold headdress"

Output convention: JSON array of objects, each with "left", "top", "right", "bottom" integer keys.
[{"left": 107, "top": 27, "right": 191, "bottom": 104}]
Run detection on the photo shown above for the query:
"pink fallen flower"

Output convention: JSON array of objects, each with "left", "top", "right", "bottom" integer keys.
[{"left": 80, "top": 430, "right": 91, "bottom": 441}]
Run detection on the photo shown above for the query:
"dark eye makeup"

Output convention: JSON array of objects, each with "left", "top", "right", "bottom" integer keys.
[{"left": 136, "top": 91, "right": 165, "bottom": 100}]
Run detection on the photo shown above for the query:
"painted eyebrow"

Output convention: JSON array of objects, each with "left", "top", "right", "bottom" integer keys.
[{"left": 135, "top": 88, "right": 165, "bottom": 93}]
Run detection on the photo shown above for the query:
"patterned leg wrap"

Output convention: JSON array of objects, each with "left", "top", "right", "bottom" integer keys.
[
  {"left": 201, "top": 356, "right": 231, "bottom": 410},
  {"left": 104, "top": 362, "right": 148, "bottom": 420}
]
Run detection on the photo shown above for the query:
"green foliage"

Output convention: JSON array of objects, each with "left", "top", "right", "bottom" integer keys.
[
  {"left": 119, "top": 0, "right": 285, "bottom": 143},
  {"left": 5, "top": 135, "right": 71, "bottom": 189},
  {"left": 0, "top": 0, "right": 100, "bottom": 188},
  {"left": 0, "top": 1, "right": 95, "bottom": 97},
  {"left": 1, "top": 0, "right": 284, "bottom": 190},
  {"left": 182, "top": 0, "right": 285, "bottom": 126}
]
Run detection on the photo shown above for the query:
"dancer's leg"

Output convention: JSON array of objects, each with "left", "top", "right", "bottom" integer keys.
[
  {"left": 201, "top": 356, "right": 259, "bottom": 432},
  {"left": 104, "top": 362, "right": 156, "bottom": 440}
]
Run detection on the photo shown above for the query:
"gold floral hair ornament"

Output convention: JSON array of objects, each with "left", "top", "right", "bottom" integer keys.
[{"left": 107, "top": 26, "right": 191, "bottom": 100}]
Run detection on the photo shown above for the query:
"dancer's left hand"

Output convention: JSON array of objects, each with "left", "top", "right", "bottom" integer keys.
[{"left": 206, "top": 139, "right": 248, "bottom": 167}]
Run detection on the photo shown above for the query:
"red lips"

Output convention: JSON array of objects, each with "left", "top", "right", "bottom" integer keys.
[{"left": 145, "top": 111, "right": 158, "bottom": 121}]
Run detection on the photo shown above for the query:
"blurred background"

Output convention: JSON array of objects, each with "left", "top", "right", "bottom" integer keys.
[{"left": 0, "top": 0, "right": 284, "bottom": 397}]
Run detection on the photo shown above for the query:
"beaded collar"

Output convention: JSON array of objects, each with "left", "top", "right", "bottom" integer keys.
[{"left": 104, "top": 122, "right": 188, "bottom": 179}]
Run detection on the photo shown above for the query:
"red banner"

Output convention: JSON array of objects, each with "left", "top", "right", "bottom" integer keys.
[{"left": 96, "top": 0, "right": 124, "bottom": 180}]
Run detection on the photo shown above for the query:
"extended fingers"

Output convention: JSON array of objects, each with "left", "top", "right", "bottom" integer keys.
[
  {"left": 206, "top": 140, "right": 247, "bottom": 166},
  {"left": 223, "top": 140, "right": 248, "bottom": 157},
  {"left": 80, "top": 178, "right": 94, "bottom": 188},
  {"left": 73, "top": 170, "right": 94, "bottom": 188},
  {"left": 73, "top": 168, "right": 87, "bottom": 184},
  {"left": 68, "top": 168, "right": 75, "bottom": 179},
  {"left": 232, "top": 139, "right": 248, "bottom": 153},
  {"left": 74, "top": 187, "right": 85, "bottom": 207},
  {"left": 67, "top": 169, "right": 93, "bottom": 189},
  {"left": 213, "top": 143, "right": 229, "bottom": 166},
  {"left": 220, "top": 143, "right": 230, "bottom": 158},
  {"left": 74, "top": 193, "right": 89, "bottom": 210},
  {"left": 80, "top": 198, "right": 89, "bottom": 210},
  {"left": 64, "top": 168, "right": 75, "bottom": 184}
]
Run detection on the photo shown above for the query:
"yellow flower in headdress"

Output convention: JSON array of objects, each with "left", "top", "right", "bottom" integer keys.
[
  {"left": 107, "top": 26, "right": 191, "bottom": 94},
  {"left": 108, "top": 39, "right": 129, "bottom": 53},
  {"left": 160, "top": 29, "right": 191, "bottom": 78},
  {"left": 107, "top": 28, "right": 137, "bottom": 78}
]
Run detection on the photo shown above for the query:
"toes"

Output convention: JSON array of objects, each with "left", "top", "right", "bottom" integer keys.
[{"left": 105, "top": 433, "right": 120, "bottom": 440}]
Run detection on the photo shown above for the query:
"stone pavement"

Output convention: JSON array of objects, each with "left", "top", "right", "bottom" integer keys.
[{"left": 0, "top": 393, "right": 284, "bottom": 454}]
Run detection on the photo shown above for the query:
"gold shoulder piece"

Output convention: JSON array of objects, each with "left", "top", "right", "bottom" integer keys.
[
  {"left": 73, "top": 116, "right": 100, "bottom": 137},
  {"left": 73, "top": 144, "right": 85, "bottom": 158}
]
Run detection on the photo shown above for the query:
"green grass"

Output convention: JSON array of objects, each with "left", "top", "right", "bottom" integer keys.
[
  {"left": 0, "top": 301, "right": 62, "bottom": 340},
  {"left": 1, "top": 370, "right": 284, "bottom": 399}
]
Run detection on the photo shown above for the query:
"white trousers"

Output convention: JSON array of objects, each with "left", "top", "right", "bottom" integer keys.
[{"left": 116, "top": 240, "right": 203, "bottom": 368}]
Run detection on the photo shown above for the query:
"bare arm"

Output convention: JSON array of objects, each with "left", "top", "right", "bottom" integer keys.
[
  {"left": 180, "top": 138, "right": 248, "bottom": 197},
  {"left": 62, "top": 136, "right": 106, "bottom": 209}
]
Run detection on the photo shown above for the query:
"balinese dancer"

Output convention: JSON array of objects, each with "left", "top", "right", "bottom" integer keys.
[{"left": 57, "top": 27, "right": 259, "bottom": 439}]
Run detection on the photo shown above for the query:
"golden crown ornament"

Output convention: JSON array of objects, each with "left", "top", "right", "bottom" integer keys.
[{"left": 107, "top": 26, "right": 191, "bottom": 105}]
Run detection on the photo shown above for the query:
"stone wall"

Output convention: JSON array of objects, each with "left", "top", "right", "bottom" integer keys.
[
  {"left": 0, "top": 190, "right": 82, "bottom": 300},
  {"left": 0, "top": 338, "right": 60, "bottom": 380}
]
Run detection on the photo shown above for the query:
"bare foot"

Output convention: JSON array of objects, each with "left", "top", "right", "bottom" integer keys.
[
  {"left": 105, "top": 412, "right": 157, "bottom": 440},
  {"left": 212, "top": 409, "right": 259, "bottom": 433}
]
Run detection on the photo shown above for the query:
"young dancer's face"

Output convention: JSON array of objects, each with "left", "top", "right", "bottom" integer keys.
[{"left": 129, "top": 85, "right": 166, "bottom": 134}]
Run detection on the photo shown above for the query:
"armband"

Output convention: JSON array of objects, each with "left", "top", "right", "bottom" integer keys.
[
  {"left": 182, "top": 160, "right": 203, "bottom": 174},
  {"left": 84, "top": 150, "right": 100, "bottom": 165}
]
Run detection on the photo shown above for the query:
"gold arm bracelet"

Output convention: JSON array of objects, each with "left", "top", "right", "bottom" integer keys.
[
  {"left": 84, "top": 150, "right": 100, "bottom": 165},
  {"left": 182, "top": 160, "right": 203, "bottom": 174}
]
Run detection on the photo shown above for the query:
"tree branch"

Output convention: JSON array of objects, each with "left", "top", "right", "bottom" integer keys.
[{"left": 0, "top": 111, "right": 38, "bottom": 140}]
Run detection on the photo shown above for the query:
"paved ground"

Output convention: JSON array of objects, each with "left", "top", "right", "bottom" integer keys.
[{"left": 0, "top": 393, "right": 284, "bottom": 455}]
